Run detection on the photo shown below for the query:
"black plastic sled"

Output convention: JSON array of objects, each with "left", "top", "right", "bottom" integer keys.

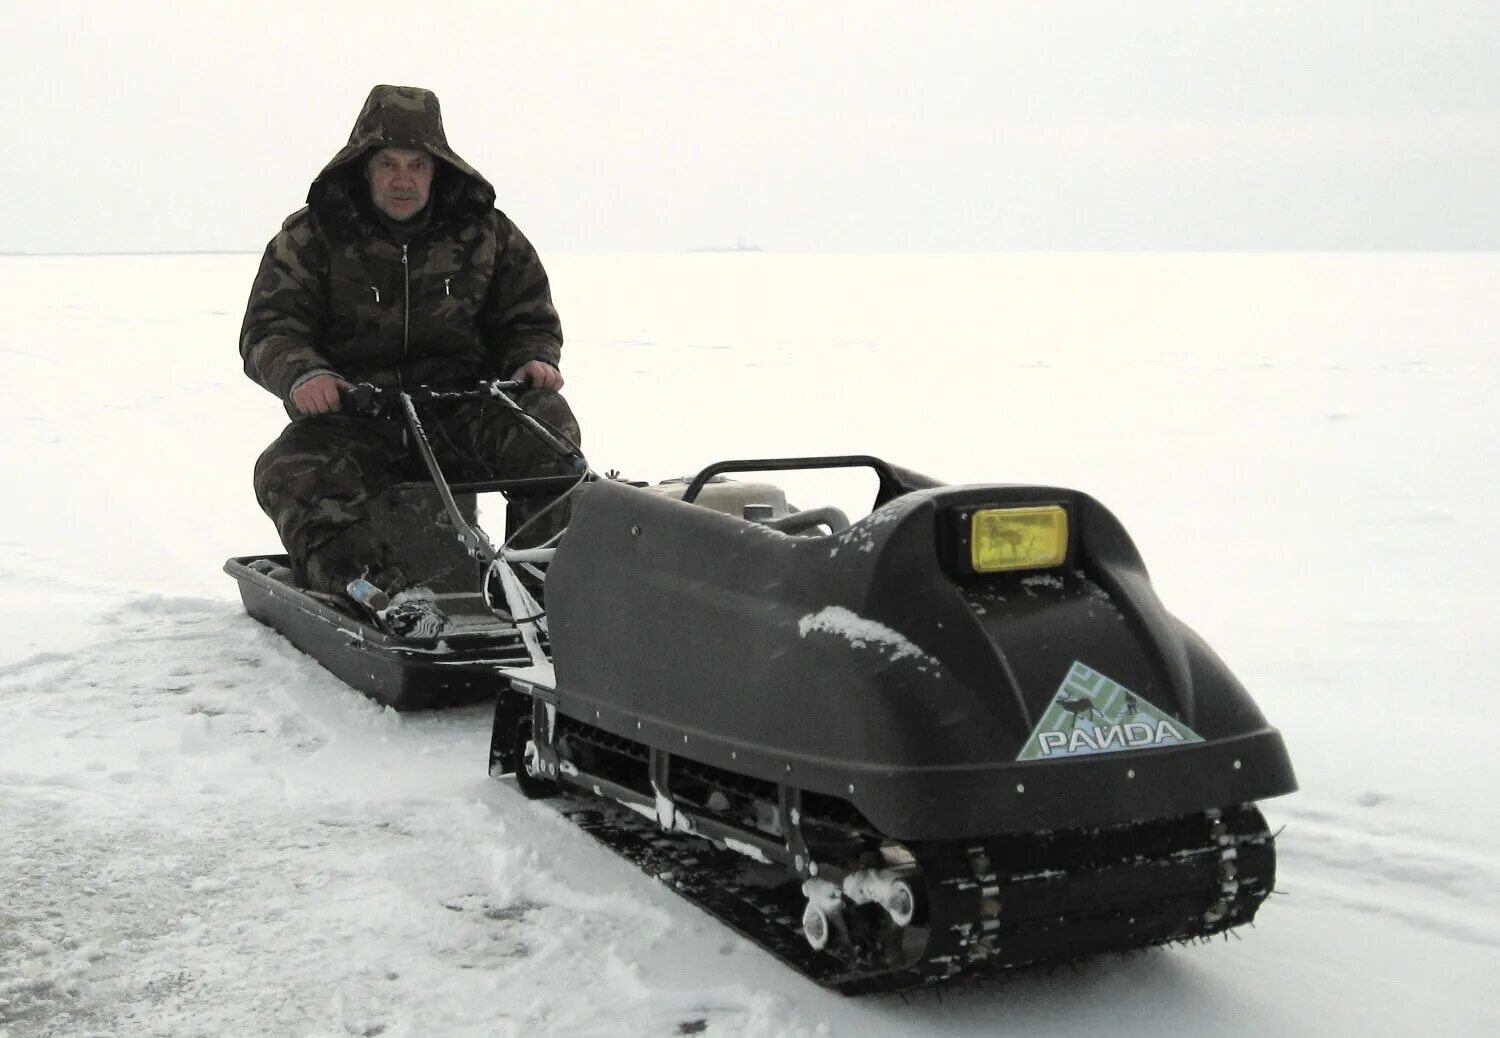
[{"left": 225, "top": 547, "right": 525, "bottom": 712}]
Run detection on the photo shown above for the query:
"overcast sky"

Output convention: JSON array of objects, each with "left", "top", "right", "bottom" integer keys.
[{"left": 3, "top": 0, "right": 1497, "bottom": 252}]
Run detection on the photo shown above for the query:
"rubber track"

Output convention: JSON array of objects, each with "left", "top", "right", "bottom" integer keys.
[{"left": 554, "top": 796, "right": 1275, "bottom": 994}]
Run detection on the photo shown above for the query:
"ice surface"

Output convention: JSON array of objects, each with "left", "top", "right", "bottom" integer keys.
[{"left": 1, "top": 253, "right": 1498, "bottom": 1035}]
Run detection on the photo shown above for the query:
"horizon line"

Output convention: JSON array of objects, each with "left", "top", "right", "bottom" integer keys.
[{"left": 4, "top": 246, "right": 1500, "bottom": 258}]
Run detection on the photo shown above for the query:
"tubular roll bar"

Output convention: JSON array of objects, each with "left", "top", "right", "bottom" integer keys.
[{"left": 681, "top": 455, "right": 916, "bottom": 510}]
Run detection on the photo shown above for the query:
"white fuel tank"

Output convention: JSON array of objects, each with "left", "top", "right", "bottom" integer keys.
[{"left": 644, "top": 476, "right": 790, "bottom": 521}]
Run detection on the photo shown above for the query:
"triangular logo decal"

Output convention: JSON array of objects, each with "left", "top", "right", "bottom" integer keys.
[{"left": 1016, "top": 661, "right": 1204, "bottom": 761}]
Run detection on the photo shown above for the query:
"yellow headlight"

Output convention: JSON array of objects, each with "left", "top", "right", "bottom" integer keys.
[{"left": 970, "top": 506, "right": 1069, "bottom": 573}]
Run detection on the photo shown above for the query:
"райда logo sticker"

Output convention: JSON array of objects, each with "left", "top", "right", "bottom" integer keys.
[{"left": 1017, "top": 661, "right": 1203, "bottom": 761}]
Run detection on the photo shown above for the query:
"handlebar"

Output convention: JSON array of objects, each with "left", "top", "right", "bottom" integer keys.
[
  {"left": 329, "top": 378, "right": 590, "bottom": 567},
  {"left": 338, "top": 377, "right": 588, "bottom": 481},
  {"left": 341, "top": 379, "right": 529, "bottom": 417}
]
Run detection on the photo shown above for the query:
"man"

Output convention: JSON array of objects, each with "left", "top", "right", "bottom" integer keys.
[{"left": 241, "top": 84, "right": 579, "bottom": 637}]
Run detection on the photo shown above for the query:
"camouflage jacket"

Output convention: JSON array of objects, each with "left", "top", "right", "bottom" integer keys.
[{"left": 240, "top": 85, "right": 562, "bottom": 408}]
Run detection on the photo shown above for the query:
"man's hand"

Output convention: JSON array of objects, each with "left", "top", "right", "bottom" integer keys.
[
  {"left": 510, "top": 360, "right": 564, "bottom": 392},
  {"left": 291, "top": 373, "right": 353, "bottom": 415}
]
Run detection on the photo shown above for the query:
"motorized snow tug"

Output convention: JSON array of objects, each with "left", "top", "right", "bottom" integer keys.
[{"left": 228, "top": 381, "right": 1297, "bottom": 993}]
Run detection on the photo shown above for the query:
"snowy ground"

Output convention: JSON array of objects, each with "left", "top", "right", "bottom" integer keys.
[{"left": 2, "top": 252, "right": 1497, "bottom": 1036}]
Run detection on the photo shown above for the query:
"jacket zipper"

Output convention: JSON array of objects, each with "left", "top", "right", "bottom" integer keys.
[
  {"left": 401, "top": 244, "right": 410, "bottom": 360},
  {"left": 399, "top": 244, "right": 410, "bottom": 388}
]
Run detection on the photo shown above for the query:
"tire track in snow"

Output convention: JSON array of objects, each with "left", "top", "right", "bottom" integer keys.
[{"left": 0, "top": 652, "right": 75, "bottom": 680}]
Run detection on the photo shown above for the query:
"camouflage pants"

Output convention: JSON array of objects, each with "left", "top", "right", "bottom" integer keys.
[{"left": 253, "top": 389, "right": 580, "bottom": 597}]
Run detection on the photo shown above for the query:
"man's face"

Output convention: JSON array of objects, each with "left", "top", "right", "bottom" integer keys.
[{"left": 365, "top": 147, "right": 434, "bottom": 221}]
